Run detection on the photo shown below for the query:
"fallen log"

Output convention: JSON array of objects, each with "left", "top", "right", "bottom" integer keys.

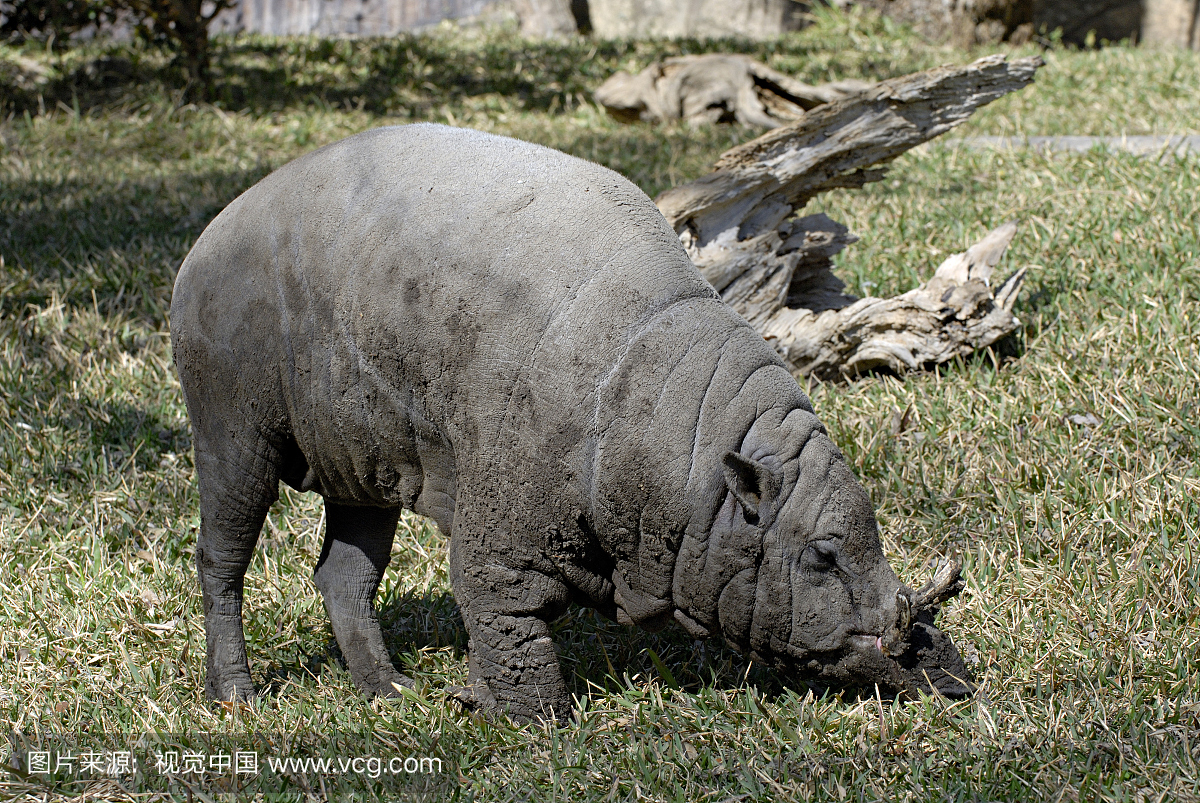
[
  {"left": 651, "top": 54, "right": 1044, "bottom": 379},
  {"left": 595, "top": 53, "right": 872, "bottom": 127}
]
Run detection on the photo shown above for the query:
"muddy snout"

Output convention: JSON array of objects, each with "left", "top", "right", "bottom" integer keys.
[
  {"left": 881, "top": 558, "right": 965, "bottom": 654},
  {"left": 890, "top": 559, "right": 976, "bottom": 699}
]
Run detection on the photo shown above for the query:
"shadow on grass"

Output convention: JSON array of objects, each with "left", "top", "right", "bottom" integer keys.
[
  {"left": 84, "top": 399, "right": 191, "bottom": 463},
  {"left": 3, "top": 33, "right": 829, "bottom": 118},
  {"left": 261, "top": 586, "right": 819, "bottom": 706},
  {"left": 0, "top": 124, "right": 725, "bottom": 322},
  {"left": 8, "top": 387, "right": 190, "bottom": 500},
  {"left": 0, "top": 166, "right": 272, "bottom": 321}
]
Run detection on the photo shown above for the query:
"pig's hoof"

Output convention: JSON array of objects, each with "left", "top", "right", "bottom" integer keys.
[
  {"left": 206, "top": 675, "right": 257, "bottom": 705},
  {"left": 449, "top": 684, "right": 571, "bottom": 725}
]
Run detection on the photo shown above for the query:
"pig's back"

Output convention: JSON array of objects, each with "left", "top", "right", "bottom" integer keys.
[{"left": 171, "top": 124, "right": 721, "bottom": 511}]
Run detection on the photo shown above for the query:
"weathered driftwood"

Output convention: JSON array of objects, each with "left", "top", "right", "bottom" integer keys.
[
  {"left": 595, "top": 54, "right": 872, "bottom": 127},
  {"left": 914, "top": 558, "right": 966, "bottom": 611},
  {"left": 762, "top": 223, "right": 1026, "bottom": 378},
  {"left": 653, "top": 54, "right": 1043, "bottom": 379}
]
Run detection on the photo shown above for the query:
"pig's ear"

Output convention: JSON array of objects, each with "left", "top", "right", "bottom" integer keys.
[{"left": 722, "top": 451, "right": 777, "bottom": 524}]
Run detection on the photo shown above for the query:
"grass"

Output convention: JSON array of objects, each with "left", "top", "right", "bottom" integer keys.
[{"left": 1, "top": 6, "right": 1198, "bottom": 801}]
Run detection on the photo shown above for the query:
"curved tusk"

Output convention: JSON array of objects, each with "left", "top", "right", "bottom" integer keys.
[
  {"left": 895, "top": 588, "right": 913, "bottom": 634},
  {"left": 913, "top": 557, "right": 964, "bottom": 611}
]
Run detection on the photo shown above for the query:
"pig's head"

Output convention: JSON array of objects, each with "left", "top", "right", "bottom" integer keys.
[{"left": 714, "top": 427, "right": 973, "bottom": 699}]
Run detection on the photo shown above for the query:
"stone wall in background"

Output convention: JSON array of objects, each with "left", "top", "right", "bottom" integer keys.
[
  {"left": 858, "top": 0, "right": 1198, "bottom": 47},
  {"left": 854, "top": 0, "right": 1033, "bottom": 47},
  {"left": 216, "top": 0, "right": 806, "bottom": 39},
  {"left": 213, "top": 0, "right": 1198, "bottom": 48},
  {"left": 587, "top": 0, "right": 808, "bottom": 39},
  {"left": 212, "top": 0, "right": 499, "bottom": 36},
  {"left": 1139, "top": 0, "right": 1200, "bottom": 48}
]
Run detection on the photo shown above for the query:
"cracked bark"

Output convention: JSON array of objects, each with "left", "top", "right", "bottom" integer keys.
[{"left": 652, "top": 54, "right": 1044, "bottom": 379}]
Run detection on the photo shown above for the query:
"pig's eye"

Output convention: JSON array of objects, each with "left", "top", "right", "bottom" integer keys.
[{"left": 805, "top": 540, "right": 840, "bottom": 572}]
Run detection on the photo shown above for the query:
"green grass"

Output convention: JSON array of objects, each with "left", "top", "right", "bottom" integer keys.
[{"left": 1, "top": 7, "right": 1199, "bottom": 801}]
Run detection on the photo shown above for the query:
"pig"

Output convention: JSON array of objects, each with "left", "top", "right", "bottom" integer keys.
[{"left": 170, "top": 123, "right": 971, "bottom": 723}]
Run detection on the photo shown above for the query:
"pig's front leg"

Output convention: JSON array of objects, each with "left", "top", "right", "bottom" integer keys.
[{"left": 448, "top": 525, "right": 573, "bottom": 724}]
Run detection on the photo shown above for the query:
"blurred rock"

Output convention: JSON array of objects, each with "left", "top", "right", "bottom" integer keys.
[{"left": 511, "top": 0, "right": 578, "bottom": 35}]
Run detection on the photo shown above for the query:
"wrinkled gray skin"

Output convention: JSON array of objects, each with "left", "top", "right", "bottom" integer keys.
[{"left": 171, "top": 124, "right": 948, "bottom": 723}]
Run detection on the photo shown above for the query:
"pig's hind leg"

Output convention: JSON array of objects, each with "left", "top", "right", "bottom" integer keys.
[
  {"left": 192, "top": 429, "right": 282, "bottom": 703},
  {"left": 314, "top": 502, "right": 414, "bottom": 697}
]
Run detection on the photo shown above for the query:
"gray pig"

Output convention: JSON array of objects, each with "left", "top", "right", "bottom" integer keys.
[{"left": 170, "top": 124, "right": 970, "bottom": 723}]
